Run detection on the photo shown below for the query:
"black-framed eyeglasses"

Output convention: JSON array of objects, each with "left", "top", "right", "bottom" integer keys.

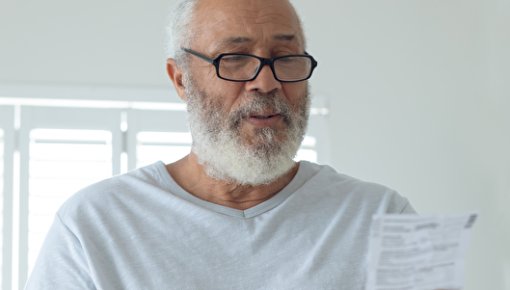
[{"left": 182, "top": 48, "right": 318, "bottom": 83}]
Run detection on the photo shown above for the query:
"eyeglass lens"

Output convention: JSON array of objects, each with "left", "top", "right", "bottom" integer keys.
[{"left": 218, "top": 55, "right": 312, "bottom": 81}]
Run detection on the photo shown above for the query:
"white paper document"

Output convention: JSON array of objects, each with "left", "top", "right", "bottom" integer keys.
[{"left": 365, "top": 213, "right": 477, "bottom": 290}]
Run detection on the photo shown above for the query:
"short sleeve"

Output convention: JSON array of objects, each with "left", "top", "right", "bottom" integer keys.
[
  {"left": 399, "top": 199, "right": 416, "bottom": 214},
  {"left": 385, "top": 191, "right": 416, "bottom": 214},
  {"left": 24, "top": 215, "right": 96, "bottom": 290}
]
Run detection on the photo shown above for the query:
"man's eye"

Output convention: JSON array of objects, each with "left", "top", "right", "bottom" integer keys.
[
  {"left": 277, "top": 57, "right": 295, "bottom": 63},
  {"left": 222, "top": 55, "right": 249, "bottom": 62}
]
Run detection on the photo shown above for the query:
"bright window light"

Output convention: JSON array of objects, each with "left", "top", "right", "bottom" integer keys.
[
  {"left": 136, "top": 132, "right": 192, "bottom": 168},
  {"left": 296, "top": 136, "right": 318, "bottom": 162}
]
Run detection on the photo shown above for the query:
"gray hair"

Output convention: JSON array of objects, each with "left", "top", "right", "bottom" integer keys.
[{"left": 165, "top": 0, "right": 200, "bottom": 63}]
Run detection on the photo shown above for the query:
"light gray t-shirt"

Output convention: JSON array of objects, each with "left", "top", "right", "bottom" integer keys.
[{"left": 25, "top": 161, "right": 414, "bottom": 290}]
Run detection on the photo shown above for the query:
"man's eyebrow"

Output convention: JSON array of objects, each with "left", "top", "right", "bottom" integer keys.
[
  {"left": 214, "top": 36, "right": 253, "bottom": 51},
  {"left": 225, "top": 36, "right": 253, "bottom": 44},
  {"left": 273, "top": 34, "right": 296, "bottom": 42}
]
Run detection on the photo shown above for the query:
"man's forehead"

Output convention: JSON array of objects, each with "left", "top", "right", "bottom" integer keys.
[{"left": 190, "top": 0, "right": 304, "bottom": 50}]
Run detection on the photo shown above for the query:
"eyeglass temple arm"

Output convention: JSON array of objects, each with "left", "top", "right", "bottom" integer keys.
[{"left": 181, "top": 48, "right": 215, "bottom": 64}]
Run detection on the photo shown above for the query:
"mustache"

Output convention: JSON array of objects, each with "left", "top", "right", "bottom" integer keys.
[{"left": 229, "top": 92, "right": 292, "bottom": 129}]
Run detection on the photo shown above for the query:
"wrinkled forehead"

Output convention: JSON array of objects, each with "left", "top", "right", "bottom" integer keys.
[{"left": 190, "top": 0, "right": 305, "bottom": 52}]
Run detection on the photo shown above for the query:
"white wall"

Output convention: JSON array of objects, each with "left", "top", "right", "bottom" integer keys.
[
  {"left": 0, "top": 0, "right": 170, "bottom": 87},
  {"left": 294, "top": 0, "right": 510, "bottom": 289},
  {"left": 1, "top": 0, "right": 509, "bottom": 289}
]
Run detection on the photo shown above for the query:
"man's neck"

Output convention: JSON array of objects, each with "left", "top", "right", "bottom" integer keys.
[{"left": 166, "top": 153, "right": 299, "bottom": 210}]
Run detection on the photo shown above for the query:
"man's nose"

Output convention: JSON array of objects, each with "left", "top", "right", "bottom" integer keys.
[{"left": 245, "top": 65, "right": 282, "bottom": 93}]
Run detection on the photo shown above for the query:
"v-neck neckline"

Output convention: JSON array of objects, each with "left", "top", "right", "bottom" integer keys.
[{"left": 155, "top": 161, "right": 313, "bottom": 219}]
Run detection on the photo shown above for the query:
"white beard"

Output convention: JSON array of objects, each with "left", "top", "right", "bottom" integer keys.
[{"left": 184, "top": 75, "right": 310, "bottom": 186}]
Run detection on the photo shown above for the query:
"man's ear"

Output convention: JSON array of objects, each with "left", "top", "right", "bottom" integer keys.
[{"left": 166, "top": 58, "right": 187, "bottom": 101}]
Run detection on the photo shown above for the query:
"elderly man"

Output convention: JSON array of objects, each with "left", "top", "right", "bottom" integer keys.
[{"left": 25, "top": 0, "right": 414, "bottom": 289}]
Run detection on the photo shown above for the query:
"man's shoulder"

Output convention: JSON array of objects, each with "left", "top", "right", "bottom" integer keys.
[
  {"left": 57, "top": 161, "right": 167, "bottom": 220},
  {"left": 299, "top": 161, "right": 412, "bottom": 213},
  {"left": 300, "top": 161, "right": 393, "bottom": 193}
]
